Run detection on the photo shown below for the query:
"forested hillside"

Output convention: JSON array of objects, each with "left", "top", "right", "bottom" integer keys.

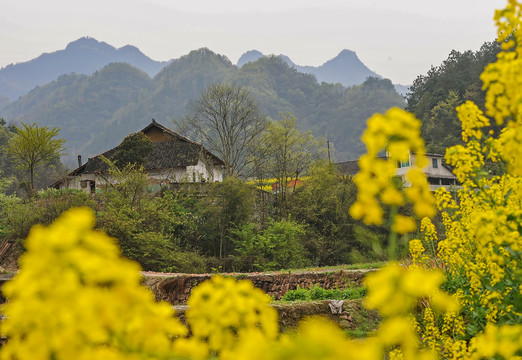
[
  {"left": 406, "top": 41, "right": 501, "bottom": 154},
  {"left": 3, "top": 63, "right": 151, "bottom": 160},
  {"left": 1, "top": 49, "right": 405, "bottom": 164},
  {"left": 81, "top": 49, "right": 236, "bottom": 159}
]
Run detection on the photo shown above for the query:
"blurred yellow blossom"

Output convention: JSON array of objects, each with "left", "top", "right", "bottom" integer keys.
[
  {"left": 186, "top": 275, "right": 278, "bottom": 354},
  {"left": 351, "top": 107, "right": 435, "bottom": 230},
  {"left": 1, "top": 207, "right": 187, "bottom": 360}
]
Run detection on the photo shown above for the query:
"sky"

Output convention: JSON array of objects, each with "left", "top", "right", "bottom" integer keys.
[{"left": 0, "top": 0, "right": 507, "bottom": 85}]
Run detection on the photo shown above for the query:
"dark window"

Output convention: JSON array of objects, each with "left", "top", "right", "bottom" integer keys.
[
  {"left": 428, "top": 177, "right": 441, "bottom": 185},
  {"left": 432, "top": 158, "right": 438, "bottom": 168},
  {"left": 441, "top": 178, "right": 454, "bottom": 185}
]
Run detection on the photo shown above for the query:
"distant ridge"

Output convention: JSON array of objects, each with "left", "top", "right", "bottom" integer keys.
[
  {"left": 237, "top": 49, "right": 379, "bottom": 87},
  {"left": 237, "top": 49, "right": 409, "bottom": 95},
  {"left": 0, "top": 37, "right": 168, "bottom": 101},
  {"left": 237, "top": 50, "right": 264, "bottom": 67},
  {"left": 0, "top": 38, "right": 410, "bottom": 105}
]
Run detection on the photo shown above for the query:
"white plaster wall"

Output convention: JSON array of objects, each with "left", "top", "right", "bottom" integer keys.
[
  {"left": 213, "top": 166, "right": 223, "bottom": 182},
  {"left": 56, "top": 161, "right": 224, "bottom": 192},
  {"left": 189, "top": 160, "right": 223, "bottom": 182},
  {"left": 56, "top": 177, "right": 81, "bottom": 191},
  {"left": 147, "top": 168, "right": 188, "bottom": 183},
  {"left": 396, "top": 153, "right": 454, "bottom": 178},
  {"left": 56, "top": 173, "right": 97, "bottom": 194},
  {"left": 422, "top": 154, "right": 454, "bottom": 177},
  {"left": 147, "top": 164, "right": 222, "bottom": 183}
]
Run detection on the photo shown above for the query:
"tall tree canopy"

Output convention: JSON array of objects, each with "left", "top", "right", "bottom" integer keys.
[
  {"left": 406, "top": 41, "right": 501, "bottom": 153},
  {"left": 6, "top": 123, "right": 65, "bottom": 194},
  {"left": 112, "top": 132, "right": 154, "bottom": 169},
  {"left": 255, "top": 112, "right": 326, "bottom": 217}
]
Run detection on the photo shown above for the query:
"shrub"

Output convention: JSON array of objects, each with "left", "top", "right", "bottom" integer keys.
[
  {"left": 280, "top": 285, "right": 309, "bottom": 301},
  {"left": 0, "top": 188, "right": 93, "bottom": 243},
  {"left": 231, "top": 219, "right": 310, "bottom": 272},
  {"left": 280, "top": 285, "right": 366, "bottom": 302}
]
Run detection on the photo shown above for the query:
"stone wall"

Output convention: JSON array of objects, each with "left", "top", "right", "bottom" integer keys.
[
  {"left": 172, "top": 299, "right": 381, "bottom": 333},
  {"left": 143, "top": 270, "right": 370, "bottom": 305}
]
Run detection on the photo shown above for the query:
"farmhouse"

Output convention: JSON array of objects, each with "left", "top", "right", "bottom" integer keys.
[
  {"left": 51, "top": 120, "right": 225, "bottom": 193},
  {"left": 336, "top": 152, "right": 458, "bottom": 191}
]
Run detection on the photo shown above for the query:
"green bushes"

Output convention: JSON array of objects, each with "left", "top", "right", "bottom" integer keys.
[
  {"left": 231, "top": 219, "right": 310, "bottom": 272},
  {"left": 1, "top": 188, "right": 93, "bottom": 243},
  {"left": 280, "top": 284, "right": 366, "bottom": 302},
  {"left": 95, "top": 163, "right": 208, "bottom": 273},
  {"left": 0, "top": 159, "right": 393, "bottom": 273},
  {"left": 0, "top": 173, "right": 391, "bottom": 273}
]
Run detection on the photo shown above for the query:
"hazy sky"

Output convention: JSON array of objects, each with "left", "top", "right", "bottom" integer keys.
[{"left": 0, "top": 0, "right": 506, "bottom": 85}]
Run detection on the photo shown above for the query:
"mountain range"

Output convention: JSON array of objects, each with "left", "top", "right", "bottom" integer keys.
[
  {"left": 0, "top": 38, "right": 406, "bottom": 167},
  {"left": 0, "top": 37, "right": 169, "bottom": 102},
  {"left": 0, "top": 37, "right": 408, "bottom": 103}
]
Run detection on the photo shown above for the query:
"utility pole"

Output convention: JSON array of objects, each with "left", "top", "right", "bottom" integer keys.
[{"left": 327, "top": 140, "right": 331, "bottom": 163}]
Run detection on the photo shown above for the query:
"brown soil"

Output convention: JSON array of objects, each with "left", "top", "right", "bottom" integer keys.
[{"left": 0, "top": 238, "right": 21, "bottom": 273}]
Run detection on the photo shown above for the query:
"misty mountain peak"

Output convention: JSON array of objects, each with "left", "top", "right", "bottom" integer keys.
[
  {"left": 315, "top": 49, "right": 380, "bottom": 86},
  {"left": 278, "top": 54, "right": 295, "bottom": 67},
  {"left": 338, "top": 49, "right": 357, "bottom": 57},
  {"left": 65, "top": 37, "right": 114, "bottom": 52},
  {"left": 237, "top": 50, "right": 264, "bottom": 67},
  {"left": 119, "top": 44, "right": 146, "bottom": 57},
  {"left": 324, "top": 49, "right": 360, "bottom": 66},
  {"left": 235, "top": 48, "right": 379, "bottom": 87},
  {"left": 120, "top": 44, "right": 140, "bottom": 52}
]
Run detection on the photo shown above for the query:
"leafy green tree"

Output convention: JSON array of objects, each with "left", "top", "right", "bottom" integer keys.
[
  {"left": 5, "top": 123, "right": 65, "bottom": 194},
  {"left": 406, "top": 41, "right": 501, "bottom": 154},
  {"left": 231, "top": 219, "right": 309, "bottom": 272},
  {"left": 288, "top": 161, "right": 358, "bottom": 265},
  {"left": 196, "top": 177, "right": 255, "bottom": 261},
  {"left": 99, "top": 157, "right": 149, "bottom": 208},
  {"left": 112, "top": 132, "right": 154, "bottom": 169},
  {"left": 423, "top": 91, "right": 462, "bottom": 154},
  {"left": 177, "top": 83, "right": 267, "bottom": 177},
  {"left": 255, "top": 112, "right": 326, "bottom": 217},
  {"left": 0, "top": 119, "right": 17, "bottom": 188},
  {"left": 255, "top": 219, "right": 308, "bottom": 271},
  {"left": 95, "top": 160, "right": 206, "bottom": 273},
  {"left": 0, "top": 189, "right": 94, "bottom": 246}
]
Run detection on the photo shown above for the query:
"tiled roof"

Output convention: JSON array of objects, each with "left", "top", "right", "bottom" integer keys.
[
  {"left": 335, "top": 160, "right": 360, "bottom": 175},
  {"left": 56, "top": 121, "right": 224, "bottom": 181}
]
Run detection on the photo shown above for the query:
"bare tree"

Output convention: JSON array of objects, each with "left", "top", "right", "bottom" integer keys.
[{"left": 177, "top": 83, "right": 266, "bottom": 177}]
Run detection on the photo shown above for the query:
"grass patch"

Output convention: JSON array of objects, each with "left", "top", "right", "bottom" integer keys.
[
  {"left": 267, "top": 261, "right": 385, "bottom": 275},
  {"left": 279, "top": 285, "right": 366, "bottom": 302},
  {"left": 344, "top": 307, "right": 380, "bottom": 338}
]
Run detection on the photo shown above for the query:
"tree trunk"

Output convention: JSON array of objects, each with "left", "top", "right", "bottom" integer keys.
[{"left": 29, "top": 166, "right": 35, "bottom": 196}]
